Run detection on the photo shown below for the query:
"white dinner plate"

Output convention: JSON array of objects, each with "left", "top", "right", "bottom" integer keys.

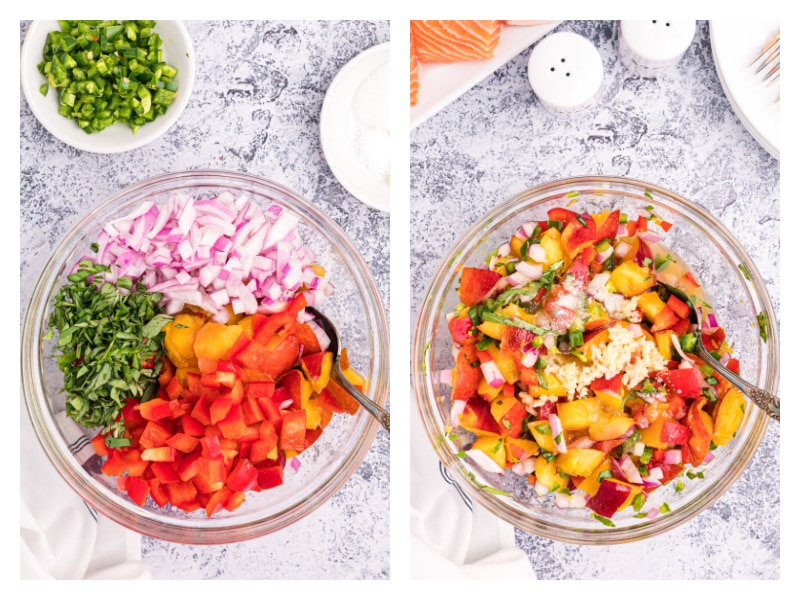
[
  {"left": 20, "top": 20, "right": 195, "bottom": 154},
  {"left": 320, "top": 42, "right": 390, "bottom": 213},
  {"left": 411, "top": 21, "right": 561, "bottom": 128},
  {"left": 710, "top": 20, "right": 780, "bottom": 160}
]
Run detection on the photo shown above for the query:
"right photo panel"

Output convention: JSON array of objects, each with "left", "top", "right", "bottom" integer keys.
[{"left": 410, "top": 19, "right": 779, "bottom": 579}]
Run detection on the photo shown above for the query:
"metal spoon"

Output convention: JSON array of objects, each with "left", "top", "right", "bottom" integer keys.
[
  {"left": 305, "top": 306, "right": 390, "bottom": 433},
  {"left": 657, "top": 282, "right": 779, "bottom": 422}
]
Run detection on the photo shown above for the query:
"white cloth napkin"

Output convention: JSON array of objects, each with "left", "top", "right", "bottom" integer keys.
[
  {"left": 411, "top": 402, "right": 535, "bottom": 579},
  {"left": 20, "top": 408, "right": 151, "bottom": 580}
]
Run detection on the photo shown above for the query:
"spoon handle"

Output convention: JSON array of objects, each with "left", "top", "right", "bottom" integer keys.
[
  {"left": 697, "top": 346, "right": 780, "bottom": 422},
  {"left": 335, "top": 369, "right": 390, "bottom": 433}
]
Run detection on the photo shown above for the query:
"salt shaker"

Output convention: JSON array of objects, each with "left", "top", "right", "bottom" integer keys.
[
  {"left": 527, "top": 31, "right": 604, "bottom": 117},
  {"left": 618, "top": 20, "right": 697, "bottom": 77}
]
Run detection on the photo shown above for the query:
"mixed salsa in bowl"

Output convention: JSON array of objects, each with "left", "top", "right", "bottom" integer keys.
[{"left": 414, "top": 177, "right": 777, "bottom": 543}]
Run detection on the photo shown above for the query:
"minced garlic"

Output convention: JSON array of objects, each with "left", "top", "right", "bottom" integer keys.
[{"left": 544, "top": 323, "right": 666, "bottom": 399}]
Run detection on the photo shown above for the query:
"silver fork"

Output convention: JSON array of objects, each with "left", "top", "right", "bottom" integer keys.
[{"left": 749, "top": 30, "right": 780, "bottom": 96}]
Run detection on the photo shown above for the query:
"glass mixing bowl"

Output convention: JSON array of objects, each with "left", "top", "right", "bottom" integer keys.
[
  {"left": 21, "top": 169, "right": 389, "bottom": 544},
  {"left": 413, "top": 176, "right": 778, "bottom": 544}
]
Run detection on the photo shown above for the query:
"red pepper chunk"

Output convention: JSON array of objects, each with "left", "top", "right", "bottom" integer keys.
[
  {"left": 279, "top": 410, "right": 307, "bottom": 452},
  {"left": 227, "top": 458, "right": 258, "bottom": 492}
]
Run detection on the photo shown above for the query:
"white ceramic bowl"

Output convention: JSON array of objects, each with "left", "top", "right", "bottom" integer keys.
[{"left": 20, "top": 20, "right": 195, "bottom": 153}]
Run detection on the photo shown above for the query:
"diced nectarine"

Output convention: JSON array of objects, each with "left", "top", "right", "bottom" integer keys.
[
  {"left": 470, "top": 434, "right": 506, "bottom": 470},
  {"left": 458, "top": 267, "right": 502, "bottom": 306},
  {"left": 555, "top": 447, "right": 607, "bottom": 477},
  {"left": 637, "top": 291, "right": 667, "bottom": 323},
  {"left": 588, "top": 415, "right": 634, "bottom": 441},
  {"left": 557, "top": 397, "right": 603, "bottom": 430},
  {"left": 712, "top": 388, "right": 745, "bottom": 446},
  {"left": 528, "top": 419, "right": 558, "bottom": 453},
  {"left": 609, "top": 260, "right": 655, "bottom": 297},
  {"left": 534, "top": 455, "right": 570, "bottom": 493}
]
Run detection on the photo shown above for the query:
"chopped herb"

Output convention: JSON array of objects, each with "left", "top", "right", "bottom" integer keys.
[
  {"left": 738, "top": 264, "right": 752, "bottom": 281},
  {"left": 654, "top": 254, "right": 676, "bottom": 272},
  {"left": 534, "top": 424, "right": 552, "bottom": 436},
  {"left": 675, "top": 480, "right": 685, "bottom": 492},
  {"left": 757, "top": 311, "right": 768, "bottom": 342},
  {"left": 593, "top": 514, "right": 616, "bottom": 527},
  {"left": 565, "top": 191, "right": 580, "bottom": 199},
  {"left": 640, "top": 447, "right": 653, "bottom": 464},
  {"left": 536, "top": 371, "right": 548, "bottom": 389},
  {"left": 576, "top": 216, "right": 587, "bottom": 227},
  {"left": 476, "top": 336, "right": 494, "bottom": 350},
  {"left": 48, "top": 258, "right": 172, "bottom": 441},
  {"left": 632, "top": 493, "right": 646, "bottom": 511},
  {"left": 597, "top": 469, "right": 612, "bottom": 482},
  {"left": 659, "top": 502, "right": 671, "bottom": 514}
]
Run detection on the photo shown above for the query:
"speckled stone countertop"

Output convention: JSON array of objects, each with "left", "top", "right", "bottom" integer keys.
[
  {"left": 20, "top": 20, "right": 389, "bottom": 579},
  {"left": 411, "top": 20, "right": 779, "bottom": 579}
]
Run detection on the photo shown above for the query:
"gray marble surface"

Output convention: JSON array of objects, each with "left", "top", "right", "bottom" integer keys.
[
  {"left": 410, "top": 20, "right": 779, "bottom": 579},
  {"left": 20, "top": 20, "right": 389, "bottom": 579}
]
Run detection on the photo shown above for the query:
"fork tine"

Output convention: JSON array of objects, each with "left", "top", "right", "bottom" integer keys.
[
  {"left": 754, "top": 47, "right": 780, "bottom": 74},
  {"left": 748, "top": 31, "right": 780, "bottom": 67}
]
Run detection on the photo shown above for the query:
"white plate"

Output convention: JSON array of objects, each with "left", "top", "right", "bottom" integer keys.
[
  {"left": 320, "top": 42, "right": 390, "bottom": 213},
  {"left": 20, "top": 20, "right": 195, "bottom": 154},
  {"left": 710, "top": 21, "right": 780, "bottom": 160},
  {"left": 410, "top": 21, "right": 561, "bottom": 128}
]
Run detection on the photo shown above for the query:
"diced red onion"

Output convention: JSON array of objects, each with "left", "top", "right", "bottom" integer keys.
[
  {"left": 497, "top": 242, "right": 511, "bottom": 257},
  {"left": 480, "top": 360, "right": 505, "bottom": 388},
  {"left": 534, "top": 480, "right": 551, "bottom": 496},
  {"left": 450, "top": 399, "right": 466, "bottom": 426},
  {"left": 637, "top": 231, "right": 663, "bottom": 244},
  {"left": 614, "top": 454, "right": 643, "bottom": 484},
  {"left": 92, "top": 192, "right": 326, "bottom": 323},
  {"left": 527, "top": 244, "right": 547, "bottom": 263},
  {"left": 516, "top": 221, "right": 536, "bottom": 239},
  {"left": 555, "top": 292, "right": 579, "bottom": 310},
  {"left": 595, "top": 245, "right": 614, "bottom": 263},
  {"left": 567, "top": 436, "right": 595, "bottom": 449},
  {"left": 671, "top": 333, "right": 691, "bottom": 363},
  {"left": 503, "top": 271, "right": 531, "bottom": 288},
  {"left": 549, "top": 413, "right": 567, "bottom": 454},
  {"left": 647, "top": 507, "right": 661, "bottom": 520},
  {"left": 520, "top": 347, "right": 539, "bottom": 368},
  {"left": 663, "top": 449, "right": 683, "bottom": 465},
  {"left": 702, "top": 451, "right": 715, "bottom": 465},
  {"left": 511, "top": 458, "right": 535, "bottom": 476},
  {"left": 642, "top": 466, "right": 664, "bottom": 488},
  {"left": 289, "top": 456, "right": 301, "bottom": 473},
  {"left": 515, "top": 260, "right": 543, "bottom": 280},
  {"left": 614, "top": 240, "right": 631, "bottom": 259},
  {"left": 439, "top": 369, "right": 453, "bottom": 386},
  {"left": 554, "top": 491, "right": 588, "bottom": 509}
]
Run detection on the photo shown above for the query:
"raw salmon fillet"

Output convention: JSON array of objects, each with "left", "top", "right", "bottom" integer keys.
[
  {"left": 410, "top": 20, "right": 501, "bottom": 63},
  {"left": 411, "top": 32, "right": 420, "bottom": 106}
]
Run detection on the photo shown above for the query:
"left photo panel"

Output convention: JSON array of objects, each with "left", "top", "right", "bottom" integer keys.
[{"left": 20, "top": 20, "right": 390, "bottom": 580}]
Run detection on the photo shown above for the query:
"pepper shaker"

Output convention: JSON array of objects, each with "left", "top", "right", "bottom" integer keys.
[{"left": 618, "top": 20, "right": 697, "bottom": 77}]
